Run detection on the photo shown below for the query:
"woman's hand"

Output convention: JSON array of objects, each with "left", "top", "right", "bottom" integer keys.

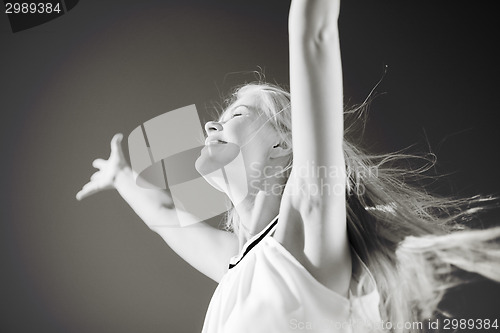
[{"left": 76, "top": 133, "right": 128, "bottom": 200}]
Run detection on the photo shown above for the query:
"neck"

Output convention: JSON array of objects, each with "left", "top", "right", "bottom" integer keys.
[{"left": 234, "top": 190, "right": 282, "bottom": 249}]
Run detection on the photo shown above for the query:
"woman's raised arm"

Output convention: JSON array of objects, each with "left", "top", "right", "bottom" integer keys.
[
  {"left": 283, "top": 0, "right": 350, "bottom": 294},
  {"left": 288, "top": 0, "right": 343, "bottom": 188}
]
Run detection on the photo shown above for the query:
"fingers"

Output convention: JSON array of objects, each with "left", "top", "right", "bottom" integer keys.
[
  {"left": 76, "top": 133, "right": 125, "bottom": 201},
  {"left": 110, "top": 133, "right": 123, "bottom": 154},
  {"left": 90, "top": 171, "right": 100, "bottom": 181},
  {"left": 92, "top": 158, "right": 106, "bottom": 169},
  {"left": 76, "top": 181, "right": 101, "bottom": 201}
]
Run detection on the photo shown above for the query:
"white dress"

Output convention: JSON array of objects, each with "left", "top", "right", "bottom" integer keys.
[{"left": 202, "top": 216, "right": 383, "bottom": 333}]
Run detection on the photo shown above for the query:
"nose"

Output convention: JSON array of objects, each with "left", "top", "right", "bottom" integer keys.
[{"left": 204, "top": 121, "right": 223, "bottom": 134}]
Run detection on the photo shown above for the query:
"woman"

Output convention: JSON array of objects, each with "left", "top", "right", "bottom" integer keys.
[{"left": 77, "top": 1, "right": 500, "bottom": 332}]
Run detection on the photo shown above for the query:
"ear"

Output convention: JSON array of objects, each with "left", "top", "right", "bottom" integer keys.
[{"left": 270, "top": 142, "right": 292, "bottom": 159}]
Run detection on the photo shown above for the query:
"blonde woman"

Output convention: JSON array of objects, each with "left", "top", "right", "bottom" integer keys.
[{"left": 77, "top": 1, "right": 500, "bottom": 332}]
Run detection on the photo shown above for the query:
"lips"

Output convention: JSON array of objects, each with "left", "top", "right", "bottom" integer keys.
[{"left": 204, "top": 137, "right": 227, "bottom": 145}]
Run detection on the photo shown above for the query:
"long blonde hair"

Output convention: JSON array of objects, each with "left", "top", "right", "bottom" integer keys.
[{"left": 214, "top": 81, "right": 500, "bottom": 332}]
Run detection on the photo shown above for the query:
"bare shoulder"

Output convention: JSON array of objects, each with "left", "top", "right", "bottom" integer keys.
[
  {"left": 273, "top": 175, "right": 321, "bottom": 278},
  {"left": 273, "top": 174, "right": 352, "bottom": 296},
  {"left": 273, "top": 191, "right": 306, "bottom": 261}
]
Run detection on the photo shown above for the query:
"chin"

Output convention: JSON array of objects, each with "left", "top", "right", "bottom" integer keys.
[
  {"left": 195, "top": 143, "right": 241, "bottom": 175},
  {"left": 195, "top": 145, "right": 250, "bottom": 204}
]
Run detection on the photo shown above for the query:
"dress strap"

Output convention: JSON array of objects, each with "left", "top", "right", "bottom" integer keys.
[{"left": 228, "top": 215, "right": 279, "bottom": 269}]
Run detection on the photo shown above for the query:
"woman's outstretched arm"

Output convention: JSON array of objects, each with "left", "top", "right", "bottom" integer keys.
[
  {"left": 76, "top": 134, "right": 238, "bottom": 283},
  {"left": 282, "top": 0, "right": 351, "bottom": 294}
]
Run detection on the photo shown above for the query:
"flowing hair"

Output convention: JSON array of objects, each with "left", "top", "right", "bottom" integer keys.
[{"left": 213, "top": 81, "right": 500, "bottom": 332}]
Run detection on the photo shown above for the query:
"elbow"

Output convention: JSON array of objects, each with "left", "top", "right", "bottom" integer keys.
[
  {"left": 289, "top": 20, "right": 339, "bottom": 50},
  {"left": 288, "top": 1, "right": 340, "bottom": 46},
  {"left": 311, "top": 27, "right": 339, "bottom": 48}
]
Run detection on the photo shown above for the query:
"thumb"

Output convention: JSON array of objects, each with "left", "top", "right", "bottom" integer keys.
[{"left": 110, "top": 133, "right": 124, "bottom": 153}]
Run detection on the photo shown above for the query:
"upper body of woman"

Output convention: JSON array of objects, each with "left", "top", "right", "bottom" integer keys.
[
  {"left": 79, "top": 0, "right": 350, "bottom": 300},
  {"left": 76, "top": 1, "right": 500, "bottom": 332}
]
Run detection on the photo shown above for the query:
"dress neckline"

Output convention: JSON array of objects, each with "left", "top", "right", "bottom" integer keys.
[
  {"left": 264, "top": 236, "right": 379, "bottom": 305},
  {"left": 226, "top": 215, "right": 379, "bottom": 304},
  {"left": 228, "top": 215, "right": 279, "bottom": 269}
]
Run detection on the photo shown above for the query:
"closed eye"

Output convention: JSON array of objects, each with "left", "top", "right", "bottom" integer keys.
[{"left": 219, "top": 105, "right": 250, "bottom": 122}]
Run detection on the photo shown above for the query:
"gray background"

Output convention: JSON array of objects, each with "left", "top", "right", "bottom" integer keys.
[{"left": 1, "top": 1, "right": 499, "bottom": 332}]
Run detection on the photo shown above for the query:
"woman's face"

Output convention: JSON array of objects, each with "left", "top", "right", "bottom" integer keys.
[{"left": 195, "top": 93, "right": 280, "bottom": 193}]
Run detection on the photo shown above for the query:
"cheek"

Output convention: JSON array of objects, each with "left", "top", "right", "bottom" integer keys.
[
  {"left": 224, "top": 122, "right": 249, "bottom": 145},
  {"left": 229, "top": 117, "right": 276, "bottom": 153}
]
